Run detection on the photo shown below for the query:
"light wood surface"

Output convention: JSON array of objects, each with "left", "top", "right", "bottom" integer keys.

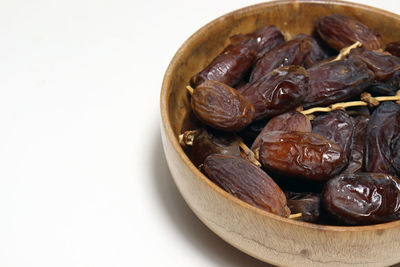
[{"left": 160, "top": 1, "right": 400, "bottom": 266}]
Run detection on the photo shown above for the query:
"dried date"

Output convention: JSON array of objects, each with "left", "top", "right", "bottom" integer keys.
[
  {"left": 249, "top": 38, "right": 314, "bottom": 83},
  {"left": 190, "top": 38, "right": 258, "bottom": 87},
  {"left": 203, "top": 154, "right": 290, "bottom": 217},
  {"left": 294, "top": 34, "right": 328, "bottom": 68},
  {"left": 259, "top": 131, "right": 346, "bottom": 181},
  {"left": 365, "top": 101, "right": 400, "bottom": 175},
  {"left": 349, "top": 48, "right": 400, "bottom": 82},
  {"left": 191, "top": 80, "right": 255, "bottom": 131},
  {"left": 366, "top": 75, "right": 400, "bottom": 96},
  {"left": 251, "top": 111, "right": 311, "bottom": 151},
  {"left": 341, "top": 116, "right": 369, "bottom": 173},
  {"left": 386, "top": 41, "right": 400, "bottom": 58},
  {"left": 241, "top": 65, "right": 308, "bottom": 120},
  {"left": 302, "top": 58, "right": 374, "bottom": 109},
  {"left": 322, "top": 173, "right": 400, "bottom": 225},
  {"left": 190, "top": 128, "right": 241, "bottom": 168},
  {"left": 286, "top": 192, "right": 321, "bottom": 223},
  {"left": 251, "top": 25, "right": 286, "bottom": 58},
  {"left": 312, "top": 110, "right": 354, "bottom": 161},
  {"left": 315, "top": 14, "right": 381, "bottom": 51}
]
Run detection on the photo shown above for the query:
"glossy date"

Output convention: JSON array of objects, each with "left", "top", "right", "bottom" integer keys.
[
  {"left": 190, "top": 38, "right": 258, "bottom": 87},
  {"left": 251, "top": 111, "right": 311, "bottom": 151},
  {"left": 341, "top": 116, "right": 369, "bottom": 174},
  {"left": 259, "top": 131, "right": 346, "bottom": 181},
  {"left": 249, "top": 38, "right": 314, "bottom": 83},
  {"left": 365, "top": 101, "right": 400, "bottom": 176},
  {"left": 241, "top": 65, "right": 308, "bottom": 120},
  {"left": 302, "top": 58, "right": 374, "bottom": 108},
  {"left": 323, "top": 173, "right": 400, "bottom": 225},
  {"left": 312, "top": 110, "right": 354, "bottom": 161}
]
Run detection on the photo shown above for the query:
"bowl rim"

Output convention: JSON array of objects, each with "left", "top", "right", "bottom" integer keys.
[{"left": 160, "top": 0, "right": 400, "bottom": 232}]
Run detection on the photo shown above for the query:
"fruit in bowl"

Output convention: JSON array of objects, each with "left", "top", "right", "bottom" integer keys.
[{"left": 160, "top": 1, "right": 400, "bottom": 266}]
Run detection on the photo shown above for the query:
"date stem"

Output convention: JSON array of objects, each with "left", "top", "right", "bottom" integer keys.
[
  {"left": 332, "top": 41, "right": 362, "bottom": 61},
  {"left": 239, "top": 139, "right": 262, "bottom": 167},
  {"left": 289, "top": 213, "right": 302, "bottom": 219},
  {"left": 301, "top": 90, "right": 400, "bottom": 115},
  {"left": 179, "top": 130, "right": 199, "bottom": 147},
  {"left": 361, "top": 90, "right": 400, "bottom": 107},
  {"left": 186, "top": 85, "right": 194, "bottom": 95}
]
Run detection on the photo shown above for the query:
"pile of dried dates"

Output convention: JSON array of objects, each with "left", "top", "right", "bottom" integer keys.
[{"left": 180, "top": 14, "right": 400, "bottom": 226}]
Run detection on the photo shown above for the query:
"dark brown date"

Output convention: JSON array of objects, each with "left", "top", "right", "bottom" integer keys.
[
  {"left": 365, "top": 101, "right": 400, "bottom": 175},
  {"left": 249, "top": 38, "right": 314, "bottom": 83},
  {"left": 190, "top": 38, "right": 258, "bottom": 87},
  {"left": 190, "top": 128, "right": 241, "bottom": 168},
  {"left": 203, "top": 154, "right": 290, "bottom": 217},
  {"left": 294, "top": 34, "right": 328, "bottom": 68},
  {"left": 241, "top": 65, "right": 308, "bottom": 120},
  {"left": 302, "top": 58, "right": 374, "bottom": 109},
  {"left": 286, "top": 192, "right": 321, "bottom": 223},
  {"left": 251, "top": 111, "right": 311, "bottom": 151},
  {"left": 349, "top": 48, "right": 400, "bottom": 82},
  {"left": 366, "top": 75, "right": 400, "bottom": 96},
  {"left": 229, "top": 25, "right": 285, "bottom": 59},
  {"left": 191, "top": 80, "right": 255, "bottom": 131},
  {"left": 386, "top": 41, "right": 400, "bottom": 58},
  {"left": 259, "top": 131, "right": 346, "bottom": 181},
  {"left": 342, "top": 116, "right": 369, "bottom": 173},
  {"left": 312, "top": 110, "right": 354, "bottom": 161},
  {"left": 322, "top": 173, "right": 400, "bottom": 225},
  {"left": 251, "top": 25, "right": 286, "bottom": 58},
  {"left": 315, "top": 14, "right": 381, "bottom": 51}
]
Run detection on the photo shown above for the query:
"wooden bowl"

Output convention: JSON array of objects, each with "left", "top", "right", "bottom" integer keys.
[{"left": 160, "top": 1, "right": 400, "bottom": 266}]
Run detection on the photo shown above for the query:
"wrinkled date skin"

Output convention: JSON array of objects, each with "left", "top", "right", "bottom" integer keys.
[
  {"left": 315, "top": 14, "right": 381, "bottom": 51},
  {"left": 366, "top": 75, "right": 400, "bottom": 96},
  {"left": 190, "top": 128, "right": 241, "bottom": 168},
  {"left": 303, "top": 58, "right": 374, "bottom": 108},
  {"left": 251, "top": 25, "right": 286, "bottom": 58},
  {"left": 191, "top": 80, "right": 255, "bottom": 131},
  {"left": 286, "top": 192, "right": 321, "bottom": 223},
  {"left": 312, "top": 110, "right": 354, "bottom": 161},
  {"left": 386, "top": 41, "right": 400, "bottom": 58},
  {"left": 259, "top": 131, "right": 346, "bottom": 181},
  {"left": 249, "top": 38, "right": 314, "bottom": 83},
  {"left": 342, "top": 116, "right": 369, "bottom": 174},
  {"left": 365, "top": 102, "right": 400, "bottom": 175},
  {"left": 349, "top": 48, "right": 400, "bottom": 82},
  {"left": 251, "top": 111, "right": 311, "bottom": 151},
  {"left": 229, "top": 25, "right": 285, "bottom": 59},
  {"left": 294, "top": 34, "right": 328, "bottom": 68},
  {"left": 191, "top": 25, "right": 286, "bottom": 88},
  {"left": 190, "top": 38, "right": 258, "bottom": 87},
  {"left": 323, "top": 173, "right": 400, "bottom": 225},
  {"left": 241, "top": 66, "right": 308, "bottom": 120},
  {"left": 203, "top": 154, "right": 291, "bottom": 217}
]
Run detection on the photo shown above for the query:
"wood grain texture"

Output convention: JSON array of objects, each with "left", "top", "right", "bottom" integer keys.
[{"left": 160, "top": 1, "right": 400, "bottom": 266}]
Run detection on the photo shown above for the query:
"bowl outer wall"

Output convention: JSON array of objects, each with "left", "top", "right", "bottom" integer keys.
[{"left": 160, "top": 0, "right": 400, "bottom": 266}]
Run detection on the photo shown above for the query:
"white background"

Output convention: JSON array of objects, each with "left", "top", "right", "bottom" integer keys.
[{"left": 0, "top": 0, "right": 399, "bottom": 266}]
